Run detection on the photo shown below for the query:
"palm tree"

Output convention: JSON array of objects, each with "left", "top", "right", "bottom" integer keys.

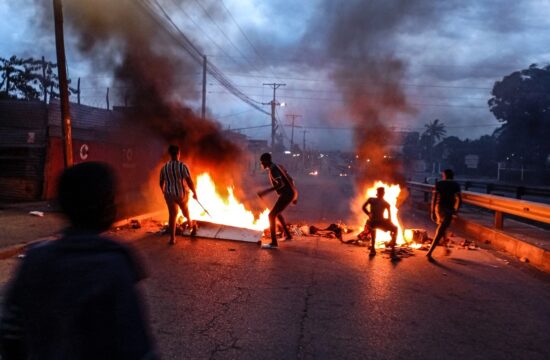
[
  {"left": 424, "top": 119, "right": 447, "bottom": 143},
  {"left": 421, "top": 119, "right": 447, "bottom": 172}
]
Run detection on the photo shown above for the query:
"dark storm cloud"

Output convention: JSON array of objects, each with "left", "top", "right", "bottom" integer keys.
[{"left": 234, "top": 0, "right": 542, "bottom": 182}]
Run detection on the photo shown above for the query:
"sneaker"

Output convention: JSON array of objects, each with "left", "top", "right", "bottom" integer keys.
[{"left": 261, "top": 243, "right": 278, "bottom": 249}]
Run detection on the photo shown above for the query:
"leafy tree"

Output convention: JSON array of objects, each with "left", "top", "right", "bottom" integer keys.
[
  {"left": 434, "top": 136, "right": 464, "bottom": 170},
  {"left": 489, "top": 64, "right": 550, "bottom": 168},
  {"left": 0, "top": 55, "right": 76, "bottom": 102},
  {"left": 468, "top": 135, "right": 497, "bottom": 176}
]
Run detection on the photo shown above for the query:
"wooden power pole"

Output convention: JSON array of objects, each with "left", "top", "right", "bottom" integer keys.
[
  {"left": 262, "top": 83, "right": 286, "bottom": 150},
  {"left": 53, "top": 0, "right": 73, "bottom": 167},
  {"left": 285, "top": 114, "right": 302, "bottom": 152}
]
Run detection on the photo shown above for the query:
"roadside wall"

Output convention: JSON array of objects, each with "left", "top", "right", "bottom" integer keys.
[{"left": 0, "top": 100, "right": 48, "bottom": 201}]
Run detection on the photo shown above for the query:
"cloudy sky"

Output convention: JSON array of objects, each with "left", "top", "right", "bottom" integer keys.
[{"left": 2, "top": 0, "right": 550, "bottom": 151}]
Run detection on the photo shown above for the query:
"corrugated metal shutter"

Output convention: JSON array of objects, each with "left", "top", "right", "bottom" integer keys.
[
  {"left": 0, "top": 100, "right": 48, "bottom": 200},
  {"left": 48, "top": 99, "right": 132, "bottom": 144}
]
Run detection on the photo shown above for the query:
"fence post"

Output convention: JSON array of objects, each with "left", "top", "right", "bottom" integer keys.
[
  {"left": 516, "top": 186, "right": 524, "bottom": 199},
  {"left": 494, "top": 211, "right": 503, "bottom": 229}
]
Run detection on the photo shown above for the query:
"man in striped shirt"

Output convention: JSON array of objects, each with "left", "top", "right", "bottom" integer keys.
[{"left": 160, "top": 145, "right": 198, "bottom": 245}]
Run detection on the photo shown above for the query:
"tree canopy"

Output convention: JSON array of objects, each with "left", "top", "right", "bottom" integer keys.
[
  {"left": 0, "top": 55, "right": 77, "bottom": 102},
  {"left": 488, "top": 64, "right": 550, "bottom": 167}
]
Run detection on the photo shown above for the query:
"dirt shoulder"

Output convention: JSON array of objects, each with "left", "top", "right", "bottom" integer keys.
[{"left": 0, "top": 202, "right": 67, "bottom": 248}]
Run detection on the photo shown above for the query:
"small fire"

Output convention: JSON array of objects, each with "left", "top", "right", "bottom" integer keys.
[
  {"left": 184, "top": 173, "right": 269, "bottom": 231},
  {"left": 353, "top": 181, "right": 405, "bottom": 247}
]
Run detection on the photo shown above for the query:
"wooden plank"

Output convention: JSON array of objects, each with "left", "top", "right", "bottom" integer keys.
[{"left": 181, "top": 221, "right": 262, "bottom": 243}]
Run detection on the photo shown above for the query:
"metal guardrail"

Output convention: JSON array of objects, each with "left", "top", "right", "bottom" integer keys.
[
  {"left": 457, "top": 180, "right": 550, "bottom": 199},
  {"left": 407, "top": 181, "right": 550, "bottom": 229}
]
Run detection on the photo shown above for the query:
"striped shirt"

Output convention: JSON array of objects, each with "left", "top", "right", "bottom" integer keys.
[{"left": 160, "top": 160, "right": 191, "bottom": 197}]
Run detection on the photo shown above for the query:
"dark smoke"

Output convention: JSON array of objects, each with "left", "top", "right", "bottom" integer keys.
[
  {"left": 36, "top": 0, "right": 244, "bottom": 190},
  {"left": 297, "top": 0, "right": 456, "bottom": 185}
]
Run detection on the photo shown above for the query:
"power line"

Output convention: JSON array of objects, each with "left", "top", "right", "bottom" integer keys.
[
  {"left": 219, "top": 0, "right": 284, "bottom": 84},
  {"left": 282, "top": 123, "right": 501, "bottom": 131},
  {"left": 227, "top": 124, "right": 271, "bottom": 131},
  {"left": 166, "top": 0, "right": 247, "bottom": 69},
  {"left": 207, "top": 90, "right": 489, "bottom": 109},
  {"left": 191, "top": 0, "right": 262, "bottom": 74},
  {"left": 219, "top": 71, "right": 494, "bottom": 90},
  {"left": 135, "top": 0, "right": 270, "bottom": 116}
]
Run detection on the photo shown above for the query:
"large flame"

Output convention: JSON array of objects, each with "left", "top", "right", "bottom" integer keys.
[
  {"left": 184, "top": 173, "right": 269, "bottom": 231},
  {"left": 353, "top": 181, "right": 405, "bottom": 247}
]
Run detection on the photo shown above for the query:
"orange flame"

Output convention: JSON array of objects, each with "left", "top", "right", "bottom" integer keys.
[
  {"left": 184, "top": 173, "right": 269, "bottom": 231},
  {"left": 352, "top": 181, "right": 405, "bottom": 247}
]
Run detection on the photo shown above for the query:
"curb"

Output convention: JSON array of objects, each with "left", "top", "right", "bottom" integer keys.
[
  {"left": 112, "top": 210, "right": 165, "bottom": 228},
  {"left": 453, "top": 217, "right": 550, "bottom": 273},
  {"left": 0, "top": 244, "right": 27, "bottom": 260},
  {"left": 411, "top": 200, "right": 550, "bottom": 273},
  {"left": 0, "top": 210, "right": 166, "bottom": 260}
]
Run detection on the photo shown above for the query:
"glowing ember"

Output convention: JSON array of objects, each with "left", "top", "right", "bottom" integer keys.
[
  {"left": 353, "top": 181, "right": 405, "bottom": 247},
  {"left": 181, "top": 173, "right": 269, "bottom": 231}
]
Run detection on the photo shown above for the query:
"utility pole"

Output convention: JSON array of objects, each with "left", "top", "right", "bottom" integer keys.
[
  {"left": 53, "top": 0, "right": 73, "bottom": 167},
  {"left": 77, "top": 77, "right": 80, "bottom": 105},
  {"left": 106, "top": 87, "right": 110, "bottom": 110},
  {"left": 201, "top": 55, "right": 207, "bottom": 120},
  {"left": 41, "top": 56, "right": 47, "bottom": 103},
  {"left": 262, "top": 83, "right": 286, "bottom": 150},
  {"left": 302, "top": 129, "right": 308, "bottom": 170},
  {"left": 285, "top": 114, "right": 302, "bottom": 152}
]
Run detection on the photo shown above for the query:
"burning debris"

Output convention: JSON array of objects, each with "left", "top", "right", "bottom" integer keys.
[{"left": 186, "top": 173, "right": 269, "bottom": 231}]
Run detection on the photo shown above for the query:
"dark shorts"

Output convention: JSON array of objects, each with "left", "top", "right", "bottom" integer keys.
[
  {"left": 367, "top": 219, "right": 397, "bottom": 233},
  {"left": 270, "top": 191, "right": 294, "bottom": 216},
  {"left": 436, "top": 207, "right": 454, "bottom": 225},
  {"left": 164, "top": 193, "right": 188, "bottom": 214}
]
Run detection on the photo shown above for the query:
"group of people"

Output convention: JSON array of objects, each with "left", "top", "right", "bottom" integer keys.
[
  {"left": 0, "top": 144, "right": 461, "bottom": 358},
  {"left": 158, "top": 147, "right": 298, "bottom": 250},
  {"left": 159, "top": 144, "right": 462, "bottom": 260},
  {"left": 361, "top": 168, "right": 462, "bottom": 261}
]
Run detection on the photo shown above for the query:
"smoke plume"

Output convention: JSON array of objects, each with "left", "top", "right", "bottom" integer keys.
[
  {"left": 37, "top": 0, "right": 244, "bottom": 190},
  {"left": 297, "top": 0, "right": 460, "bottom": 185}
]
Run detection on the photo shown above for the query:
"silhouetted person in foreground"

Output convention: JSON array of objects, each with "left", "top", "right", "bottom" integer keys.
[
  {"left": 0, "top": 162, "right": 157, "bottom": 360},
  {"left": 427, "top": 168, "right": 462, "bottom": 261},
  {"left": 257, "top": 153, "right": 298, "bottom": 249},
  {"left": 362, "top": 186, "right": 397, "bottom": 258},
  {"left": 160, "top": 144, "right": 198, "bottom": 245}
]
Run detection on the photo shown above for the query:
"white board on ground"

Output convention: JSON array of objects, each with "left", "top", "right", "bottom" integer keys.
[{"left": 181, "top": 221, "right": 262, "bottom": 243}]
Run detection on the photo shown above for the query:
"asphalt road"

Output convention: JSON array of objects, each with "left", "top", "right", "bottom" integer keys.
[
  {"left": 0, "top": 175, "right": 549, "bottom": 359},
  {"left": 124, "top": 217, "right": 550, "bottom": 360}
]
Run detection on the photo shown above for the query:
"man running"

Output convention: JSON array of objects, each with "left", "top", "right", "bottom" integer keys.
[
  {"left": 362, "top": 186, "right": 397, "bottom": 257},
  {"left": 160, "top": 145, "right": 198, "bottom": 245},
  {"left": 257, "top": 153, "right": 298, "bottom": 249},
  {"left": 427, "top": 168, "right": 462, "bottom": 261}
]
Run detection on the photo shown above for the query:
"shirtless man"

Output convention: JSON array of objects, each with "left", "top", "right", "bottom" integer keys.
[{"left": 362, "top": 187, "right": 397, "bottom": 257}]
